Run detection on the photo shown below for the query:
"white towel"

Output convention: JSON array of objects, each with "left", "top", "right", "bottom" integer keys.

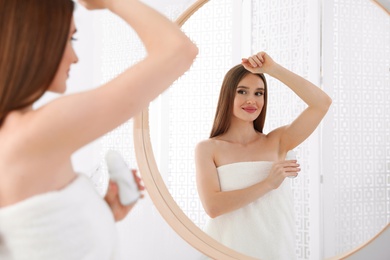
[
  {"left": 204, "top": 161, "right": 296, "bottom": 260},
  {"left": 0, "top": 174, "right": 119, "bottom": 260}
]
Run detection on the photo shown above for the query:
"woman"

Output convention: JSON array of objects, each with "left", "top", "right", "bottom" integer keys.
[
  {"left": 195, "top": 52, "right": 331, "bottom": 259},
  {"left": 0, "top": 0, "right": 197, "bottom": 259}
]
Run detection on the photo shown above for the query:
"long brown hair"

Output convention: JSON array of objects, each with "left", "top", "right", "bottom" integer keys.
[
  {"left": 0, "top": 0, "right": 74, "bottom": 126},
  {"left": 210, "top": 64, "right": 268, "bottom": 138}
]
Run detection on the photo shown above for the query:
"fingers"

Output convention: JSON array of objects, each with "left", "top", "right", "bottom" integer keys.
[
  {"left": 285, "top": 166, "right": 300, "bottom": 178},
  {"left": 282, "top": 160, "right": 300, "bottom": 178},
  {"left": 274, "top": 160, "right": 300, "bottom": 178},
  {"left": 266, "top": 160, "right": 301, "bottom": 189},
  {"left": 131, "top": 169, "right": 145, "bottom": 199},
  {"left": 132, "top": 169, "right": 145, "bottom": 191},
  {"left": 243, "top": 52, "right": 266, "bottom": 68},
  {"left": 105, "top": 181, "right": 137, "bottom": 221},
  {"left": 247, "top": 56, "right": 262, "bottom": 68},
  {"left": 105, "top": 181, "right": 118, "bottom": 204}
]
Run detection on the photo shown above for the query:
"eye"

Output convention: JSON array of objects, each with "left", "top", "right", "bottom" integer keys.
[
  {"left": 237, "top": 89, "right": 247, "bottom": 95},
  {"left": 255, "top": 92, "right": 264, "bottom": 96},
  {"left": 71, "top": 37, "right": 78, "bottom": 41}
]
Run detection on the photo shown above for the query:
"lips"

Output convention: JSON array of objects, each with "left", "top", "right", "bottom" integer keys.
[{"left": 242, "top": 107, "right": 257, "bottom": 113}]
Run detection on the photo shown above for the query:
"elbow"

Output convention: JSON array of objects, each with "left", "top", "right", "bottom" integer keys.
[
  {"left": 205, "top": 209, "right": 219, "bottom": 219},
  {"left": 169, "top": 34, "right": 198, "bottom": 63},
  {"left": 318, "top": 95, "right": 332, "bottom": 113},
  {"left": 187, "top": 40, "right": 199, "bottom": 60},
  {"left": 204, "top": 205, "right": 223, "bottom": 219},
  {"left": 155, "top": 36, "right": 198, "bottom": 74},
  {"left": 176, "top": 39, "right": 199, "bottom": 69},
  {"left": 323, "top": 95, "right": 332, "bottom": 111}
]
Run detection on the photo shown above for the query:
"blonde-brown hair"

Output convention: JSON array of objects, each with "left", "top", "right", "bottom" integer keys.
[
  {"left": 210, "top": 64, "right": 268, "bottom": 138},
  {"left": 0, "top": 0, "right": 74, "bottom": 126}
]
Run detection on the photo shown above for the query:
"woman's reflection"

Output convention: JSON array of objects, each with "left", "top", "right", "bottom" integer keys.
[{"left": 195, "top": 51, "right": 332, "bottom": 259}]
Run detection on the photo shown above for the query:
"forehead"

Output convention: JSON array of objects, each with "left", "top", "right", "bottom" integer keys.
[{"left": 237, "top": 73, "right": 265, "bottom": 88}]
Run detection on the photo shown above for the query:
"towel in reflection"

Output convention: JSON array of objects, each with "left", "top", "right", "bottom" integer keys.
[{"left": 203, "top": 161, "right": 296, "bottom": 260}]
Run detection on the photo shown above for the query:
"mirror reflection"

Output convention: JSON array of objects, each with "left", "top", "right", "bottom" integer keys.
[
  {"left": 149, "top": 0, "right": 390, "bottom": 259},
  {"left": 194, "top": 53, "right": 331, "bottom": 260}
]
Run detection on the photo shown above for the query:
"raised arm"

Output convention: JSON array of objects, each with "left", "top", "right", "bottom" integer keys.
[
  {"left": 242, "top": 52, "right": 332, "bottom": 153},
  {"left": 30, "top": 0, "right": 198, "bottom": 155}
]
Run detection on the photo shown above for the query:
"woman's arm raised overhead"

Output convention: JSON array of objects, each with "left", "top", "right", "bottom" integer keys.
[
  {"left": 242, "top": 51, "right": 332, "bottom": 153},
  {"left": 28, "top": 0, "right": 198, "bottom": 156}
]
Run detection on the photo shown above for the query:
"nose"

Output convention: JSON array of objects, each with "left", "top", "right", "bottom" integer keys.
[
  {"left": 73, "top": 53, "right": 79, "bottom": 64},
  {"left": 72, "top": 47, "right": 79, "bottom": 64},
  {"left": 246, "top": 100, "right": 255, "bottom": 105}
]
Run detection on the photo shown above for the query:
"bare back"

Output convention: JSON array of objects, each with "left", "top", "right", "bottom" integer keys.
[
  {"left": 0, "top": 111, "right": 77, "bottom": 207},
  {"left": 0, "top": 0, "right": 198, "bottom": 208}
]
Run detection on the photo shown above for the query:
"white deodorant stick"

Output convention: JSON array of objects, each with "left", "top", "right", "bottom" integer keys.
[
  {"left": 285, "top": 150, "right": 297, "bottom": 161},
  {"left": 105, "top": 150, "right": 140, "bottom": 205},
  {"left": 285, "top": 150, "right": 298, "bottom": 178}
]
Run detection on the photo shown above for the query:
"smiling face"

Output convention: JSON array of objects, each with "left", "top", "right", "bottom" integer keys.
[
  {"left": 210, "top": 65, "right": 268, "bottom": 138},
  {"left": 48, "top": 17, "right": 78, "bottom": 94},
  {"left": 232, "top": 73, "right": 265, "bottom": 122}
]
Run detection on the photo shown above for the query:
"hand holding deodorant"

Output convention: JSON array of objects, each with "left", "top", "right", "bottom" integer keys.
[
  {"left": 105, "top": 150, "right": 140, "bottom": 205},
  {"left": 285, "top": 150, "right": 298, "bottom": 178}
]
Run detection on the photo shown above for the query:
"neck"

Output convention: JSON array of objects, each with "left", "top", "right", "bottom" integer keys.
[
  {"left": 224, "top": 119, "right": 259, "bottom": 145},
  {"left": 20, "top": 105, "right": 33, "bottom": 113}
]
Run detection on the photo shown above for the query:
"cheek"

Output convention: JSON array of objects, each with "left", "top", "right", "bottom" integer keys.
[
  {"left": 62, "top": 42, "right": 74, "bottom": 63},
  {"left": 234, "top": 95, "right": 244, "bottom": 104},
  {"left": 56, "top": 51, "right": 70, "bottom": 75},
  {"left": 233, "top": 98, "right": 245, "bottom": 114},
  {"left": 233, "top": 98, "right": 242, "bottom": 110}
]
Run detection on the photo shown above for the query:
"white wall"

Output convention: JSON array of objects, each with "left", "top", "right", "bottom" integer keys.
[{"left": 321, "top": 0, "right": 390, "bottom": 257}]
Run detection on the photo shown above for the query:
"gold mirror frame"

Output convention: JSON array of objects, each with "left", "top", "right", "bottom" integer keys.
[{"left": 133, "top": 0, "right": 389, "bottom": 259}]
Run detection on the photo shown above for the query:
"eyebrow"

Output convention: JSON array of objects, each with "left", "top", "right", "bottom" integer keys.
[{"left": 237, "top": 86, "right": 265, "bottom": 91}]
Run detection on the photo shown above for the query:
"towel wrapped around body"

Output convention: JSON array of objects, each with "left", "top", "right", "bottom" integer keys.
[
  {"left": 203, "top": 161, "right": 296, "bottom": 260},
  {"left": 0, "top": 174, "right": 119, "bottom": 260}
]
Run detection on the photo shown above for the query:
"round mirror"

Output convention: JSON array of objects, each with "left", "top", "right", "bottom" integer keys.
[{"left": 134, "top": 0, "right": 390, "bottom": 259}]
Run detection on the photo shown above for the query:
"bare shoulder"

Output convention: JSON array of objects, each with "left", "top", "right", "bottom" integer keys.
[
  {"left": 0, "top": 111, "right": 76, "bottom": 206},
  {"left": 197, "top": 138, "right": 217, "bottom": 146},
  {"left": 196, "top": 137, "right": 228, "bottom": 150},
  {"left": 0, "top": 110, "right": 44, "bottom": 152},
  {"left": 195, "top": 138, "right": 216, "bottom": 154},
  {"left": 0, "top": 111, "right": 28, "bottom": 146}
]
